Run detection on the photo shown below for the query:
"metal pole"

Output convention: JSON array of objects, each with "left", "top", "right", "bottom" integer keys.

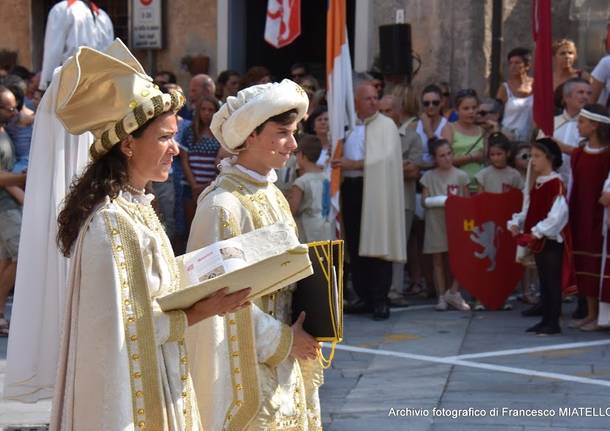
[
  {"left": 489, "top": 0, "right": 503, "bottom": 97},
  {"left": 147, "top": 49, "right": 157, "bottom": 76}
]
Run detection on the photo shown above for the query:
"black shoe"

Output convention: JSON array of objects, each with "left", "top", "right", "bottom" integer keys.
[
  {"left": 372, "top": 303, "right": 390, "bottom": 321},
  {"left": 526, "top": 320, "right": 546, "bottom": 333},
  {"left": 521, "top": 303, "right": 543, "bottom": 317},
  {"left": 344, "top": 300, "right": 372, "bottom": 315},
  {"left": 535, "top": 324, "right": 561, "bottom": 335}
]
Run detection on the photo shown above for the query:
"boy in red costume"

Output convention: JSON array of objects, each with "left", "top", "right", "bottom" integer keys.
[{"left": 508, "top": 138, "right": 572, "bottom": 335}]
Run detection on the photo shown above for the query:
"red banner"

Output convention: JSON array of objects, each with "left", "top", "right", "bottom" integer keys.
[
  {"left": 446, "top": 189, "right": 524, "bottom": 310},
  {"left": 532, "top": 0, "right": 553, "bottom": 136}
]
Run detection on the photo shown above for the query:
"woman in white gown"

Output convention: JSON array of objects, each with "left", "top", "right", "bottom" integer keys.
[{"left": 44, "top": 42, "right": 249, "bottom": 431}]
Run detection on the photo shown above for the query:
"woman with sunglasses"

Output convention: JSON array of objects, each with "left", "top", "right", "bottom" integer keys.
[
  {"left": 496, "top": 47, "right": 534, "bottom": 141},
  {"left": 416, "top": 84, "right": 448, "bottom": 166},
  {"left": 441, "top": 88, "right": 484, "bottom": 189}
]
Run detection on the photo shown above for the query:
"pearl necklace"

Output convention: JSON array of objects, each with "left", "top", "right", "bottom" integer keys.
[{"left": 124, "top": 183, "right": 146, "bottom": 195}]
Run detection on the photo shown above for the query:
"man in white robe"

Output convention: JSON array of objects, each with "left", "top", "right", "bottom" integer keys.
[
  {"left": 335, "top": 82, "right": 406, "bottom": 320},
  {"left": 40, "top": 0, "right": 114, "bottom": 90}
]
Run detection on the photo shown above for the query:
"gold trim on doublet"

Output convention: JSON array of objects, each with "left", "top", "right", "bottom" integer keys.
[
  {"left": 264, "top": 325, "right": 293, "bottom": 368},
  {"left": 103, "top": 211, "right": 165, "bottom": 430},
  {"left": 105, "top": 198, "right": 196, "bottom": 431},
  {"left": 224, "top": 307, "right": 261, "bottom": 431}
]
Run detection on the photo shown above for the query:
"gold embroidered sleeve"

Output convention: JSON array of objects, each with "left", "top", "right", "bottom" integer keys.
[
  {"left": 166, "top": 310, "right": 187, "bottom": 342},
  {"left": 218, "top": 206, "right": 241, "bottom": 240},
  {"left": 263, "top": 323, "right": 293, "bottom": 368}
]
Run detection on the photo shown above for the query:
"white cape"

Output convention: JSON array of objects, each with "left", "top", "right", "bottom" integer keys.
[{"left": 4, "top": 69, "right": 91, "bottom": 402}]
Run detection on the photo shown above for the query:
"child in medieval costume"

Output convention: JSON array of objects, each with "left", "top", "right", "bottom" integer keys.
[
  {"left": 508, "top": 137, "right": 574, "bottom": 335},
  {"left": 578, "top": 105, "right": 610, "bottom": 329}
]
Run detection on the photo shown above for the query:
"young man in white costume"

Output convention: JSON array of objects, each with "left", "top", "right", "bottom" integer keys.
[
  {"left": 187, "top": 80, "right": 323, "bottom": 430},
  {"left": 40, "top": 0, "right": 114, "bottom": 90}
]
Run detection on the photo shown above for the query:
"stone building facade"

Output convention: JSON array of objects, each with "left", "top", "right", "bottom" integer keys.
[{"left": 0, "top": 0, "right": 607, "bottom": 97}]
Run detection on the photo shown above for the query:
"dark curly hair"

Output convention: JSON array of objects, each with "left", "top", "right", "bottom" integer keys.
[{"left": 57, "top": 118, "right": 155, "bottom": 256}]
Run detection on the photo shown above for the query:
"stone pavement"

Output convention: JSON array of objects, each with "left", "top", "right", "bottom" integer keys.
[
  {"left": 320, "top": 299, "right": 610, "bottom": 430},
  {"left": 1, "top": 299, "right": 610, "bottom": 430}
]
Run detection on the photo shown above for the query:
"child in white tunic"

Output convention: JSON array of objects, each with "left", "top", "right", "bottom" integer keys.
[
  {"left": 420, "top": 139, "right": 471, "bottom": 311},
  {"left": 289, "top": 134, "right": 333, "bottom": 242}
]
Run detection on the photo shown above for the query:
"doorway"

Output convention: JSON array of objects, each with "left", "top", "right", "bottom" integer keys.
[{"left": 239, "top": 0, "right": 356, "bottom": 83}]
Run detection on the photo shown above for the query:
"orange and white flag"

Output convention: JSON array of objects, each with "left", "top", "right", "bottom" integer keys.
[{"left": 327, "top": 0, "right": 356, "bottom": 234}]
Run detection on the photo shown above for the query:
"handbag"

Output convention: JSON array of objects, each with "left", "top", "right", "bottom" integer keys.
[{"left": 292, "top": 240, "right": 344, "bottom": 369}]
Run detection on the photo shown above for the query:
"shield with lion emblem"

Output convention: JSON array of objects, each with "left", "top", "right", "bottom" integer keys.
[{"left": 445, "top": 189, "right": 524, "bottom": 310}]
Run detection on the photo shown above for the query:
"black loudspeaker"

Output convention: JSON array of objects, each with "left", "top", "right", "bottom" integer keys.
[{"left": 379, "top": 24, "right": 412, "bottom": 79}]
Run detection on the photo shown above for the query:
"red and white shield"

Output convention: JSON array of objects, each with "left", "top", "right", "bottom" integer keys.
[
  {"left": 264, "top": 0, "right": 301, "bottom": 49},
  {"left": 446, "top": 189, "right": 524, "bottom": 310}
]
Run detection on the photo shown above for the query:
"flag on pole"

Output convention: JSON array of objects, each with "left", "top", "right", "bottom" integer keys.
[
  {"left": 264, "top": 0, "right": 301, "bottom": 49},
  {"left": 327, "top": 0, "right": 356, "bottom": 235},
  {"left": 532, "top": 0, "right": 554, "bottom": 136}
]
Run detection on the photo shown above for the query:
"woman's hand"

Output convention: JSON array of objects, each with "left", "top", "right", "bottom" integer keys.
[
  {"left": 185, "top": 287, "right": 251, "bottom": 326},
  {"left": 290, "top": 312, "right": 319, "bottom": 360},
  {"left": 509, "top": 225, "right": 520, "bottom": 237}
]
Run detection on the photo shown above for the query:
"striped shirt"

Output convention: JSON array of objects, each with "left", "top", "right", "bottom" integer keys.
[{"left": 179, "top": 125, "right": 220, "bottom": 186}]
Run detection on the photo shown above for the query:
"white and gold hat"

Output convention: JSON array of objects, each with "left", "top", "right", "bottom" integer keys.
[
  {"left": 210, "top": 79, "right": 309, "bottom": 154},
  {"left": 55, "top": 39, "right": 185, "bottom": 159}
]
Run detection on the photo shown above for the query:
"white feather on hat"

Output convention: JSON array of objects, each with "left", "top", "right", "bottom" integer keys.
[{"left": 210, "top": 79, "right": 309, "bottom": 154}]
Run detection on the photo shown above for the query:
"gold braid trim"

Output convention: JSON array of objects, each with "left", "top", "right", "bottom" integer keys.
[
  {"left": 101, "top": 131, "right": 113, "bottom": 151},
  {"left": 218, "top": 206, "right": 241, "bottom": 239},
  {"left": 264, "top": 324, "right": 293, "bottom": 368},
  {"left": 114, "top": 196, "right": 194, "bottom": 429},
  {"left": 224, "top": 307, "right": 261, "bottom": 431},
  {"left": 103, "top": 211, "right": 165, "bottom": 430},
  {"left": 115, "top": 118, "right": 128, "bottom": 142},
  {"left": 167, "top": 310, "right": 187, "bottom": 342},
  {"left": 134, "top": 105, "right": 148, "bottom": 128},
  {"left": 151, "top": 95, "right": 164, "bottom": 117}
]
